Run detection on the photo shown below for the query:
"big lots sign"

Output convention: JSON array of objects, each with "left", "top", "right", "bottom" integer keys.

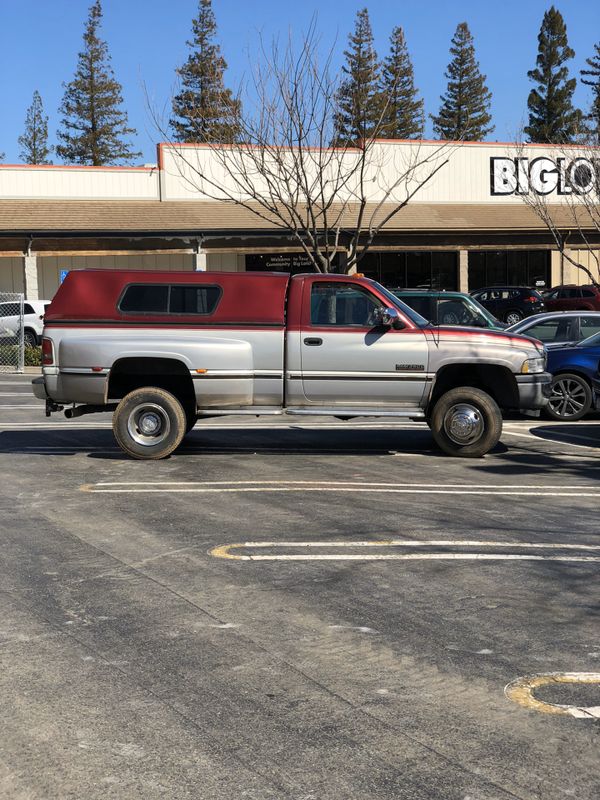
[{"left": 490, "top": 156, "right": 600, "bottom": 196}]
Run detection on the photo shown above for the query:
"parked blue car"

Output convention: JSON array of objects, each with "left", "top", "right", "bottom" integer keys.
[{"left": 546, "top": 331, "right": 600, "bottom": 420}]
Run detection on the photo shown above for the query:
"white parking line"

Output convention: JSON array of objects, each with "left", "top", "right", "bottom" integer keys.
[
  {"left": 503, "top": 427, "right": 599, "bottom": 449},
  {"left": 83, "top": 479, "right": 600, "bottom": 496},
  {"left": 210, "top": 539, "right": 600, "bottom": 562},
  {"left": 0, "top": 423, "right": 113, "bottom": 429},
  {"left": 0, "top": 405, "right": 44, "bottom": 409}
]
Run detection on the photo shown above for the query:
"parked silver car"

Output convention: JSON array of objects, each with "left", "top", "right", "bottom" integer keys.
[{"left": 506, "top": 311, "right": 600, "bottom": 349}]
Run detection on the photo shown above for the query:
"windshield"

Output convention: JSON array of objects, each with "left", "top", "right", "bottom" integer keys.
[{"left": 367, "top": 280, "right": 430, "bottom": 327}]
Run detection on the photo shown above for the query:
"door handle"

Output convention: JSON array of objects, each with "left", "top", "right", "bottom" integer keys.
[{"left": 303, "top": 337, "right": 323, "bottom": 346}]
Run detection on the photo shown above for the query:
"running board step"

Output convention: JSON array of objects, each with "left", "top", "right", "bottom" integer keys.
[
  {"left": 286, "top": 408, "right": 425, "bottom": 418},
  {"left": 197, "top": 407, "right": 425, "bottom": 418},
  {"left": 197, "top": 407, "right": 284, "bottom": 416}
]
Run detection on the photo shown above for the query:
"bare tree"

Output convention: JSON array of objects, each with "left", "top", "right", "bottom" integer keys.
[
  {"left": 511, "top": 138, "right": 600, "bottom": 285},
  {"left": 153, "top": 23, "right": 454, "bottom": 274}
]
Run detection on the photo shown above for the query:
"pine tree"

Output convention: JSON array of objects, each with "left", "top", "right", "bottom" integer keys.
[
  {"left": 171, "top": 0, "right": 240, "bottom": 143},
  {"left": 56, "top": 0, "right": 140, "bottom": 165},
  {"left": 581, "top": 41, "right": 600, "bottom": 143},
  {"left": 525, "top": 6, "right": 581, "bottom": 143},
  {"left": 379, "top": 27, "right": 424, "bottom": 139},
  {"left": 19, "top": 91, "right": 52, "bottom": 164},
  {"left": 333, "top": 8, "right": 382, "bottom": 145},
  {"left": 431, "top": 22, "right": 493, "bottom": 141}
]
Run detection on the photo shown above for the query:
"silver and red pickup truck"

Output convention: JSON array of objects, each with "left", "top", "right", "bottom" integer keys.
[{"left": 33, "top": 270, "right": 551, "bottom": 459}]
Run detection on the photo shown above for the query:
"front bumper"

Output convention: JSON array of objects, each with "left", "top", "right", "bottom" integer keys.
[{"left": 515, "top": 371, "right": 552, "bottom": 410}]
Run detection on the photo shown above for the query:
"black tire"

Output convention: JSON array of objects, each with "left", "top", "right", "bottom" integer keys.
[
  {"left": 504, "top": 310, "right": 523, "bottom": 325},
  {"left": 24, "top": 328, "right": 38, "bottom": 347},
  {"left": 546, "top": 373, "right": 592, "bottom": 421},
  {"left": 185, "top": 409, "right": 197, "bottom": 434},
  {"left": 113, "top": 386, "right": 186, "bottom": 459},
  {"left": 429, "top": 386, "right": 502, "bottom": 458}
]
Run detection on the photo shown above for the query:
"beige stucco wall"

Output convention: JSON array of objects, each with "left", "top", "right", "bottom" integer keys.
[
  {"left": 205, "top": 253, "right": 246, "bottom": 271},
  {"left": 160, "top": 141, "right": 599, "bottom": 206},
  {"left": 0, "top": 257, "right": 25, "bottom": 293},
  {"left": 561, "top": 249, "right": 600, "bottom": 286},
  {"left": 38, "top": 253, "right": 195, "bottom": 300},
  {"left": 0, "top": 165, "right": 158, "bottom": 200},
  {"left": 1, "top": 252, "right": 246, "bottom": 301}
]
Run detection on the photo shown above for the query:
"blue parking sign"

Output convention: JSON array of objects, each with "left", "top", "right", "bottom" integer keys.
[{"left": 60, "top": 269, "right": 69, "bottom": 284}]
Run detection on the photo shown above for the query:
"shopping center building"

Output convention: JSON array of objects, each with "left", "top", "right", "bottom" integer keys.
[{"left": 0, "top": 139, "right": 598, "bottom": 301}]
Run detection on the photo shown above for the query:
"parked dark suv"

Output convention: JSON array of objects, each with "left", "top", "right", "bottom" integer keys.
[
  {"left": 470, "top": 286, "right": 546, "bottom": 325},
  {"left": 543, "top": 285, "right": 600, "bottom": 312}
]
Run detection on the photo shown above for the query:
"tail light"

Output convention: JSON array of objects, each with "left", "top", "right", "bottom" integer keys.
[
  {"left": 524, "top": 296, "right": 540, "bottom": 303},
  {"left": 41, "top": 337, "right": 54, "bottom": 366}
]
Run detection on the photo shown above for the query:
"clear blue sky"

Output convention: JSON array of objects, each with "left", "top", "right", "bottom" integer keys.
[{"left": 0, "top": 0, "right": 597, "bottom": 164}]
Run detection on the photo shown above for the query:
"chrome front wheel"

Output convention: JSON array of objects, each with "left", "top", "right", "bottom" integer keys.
[
  {"left": 430, "top": 387, "right": 502, "bottom": 458},
  {"left": 443, "top": 403, "right": 485, "bottom": 446}
]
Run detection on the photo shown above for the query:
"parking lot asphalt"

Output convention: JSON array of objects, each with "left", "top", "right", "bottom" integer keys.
[{"left": 0, "top": 373, "right": 599, "bottom": 800}]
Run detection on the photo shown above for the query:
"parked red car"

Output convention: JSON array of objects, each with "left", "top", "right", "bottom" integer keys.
[{"left": 544, "top": 285, "right": 600, "bottom": 312}]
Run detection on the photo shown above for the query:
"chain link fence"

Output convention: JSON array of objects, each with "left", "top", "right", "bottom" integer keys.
[{"left": 0, "top": 293, "right": 24, "bottom": 373}]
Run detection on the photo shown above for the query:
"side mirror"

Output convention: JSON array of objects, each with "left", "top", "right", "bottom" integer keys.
[{"left": 375, "top": 306, "right": 404, "bottom": 330}]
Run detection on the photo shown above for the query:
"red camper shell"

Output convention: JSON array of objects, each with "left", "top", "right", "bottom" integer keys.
[{"left": 44, "top": 270, "right": 291, "bottom": 328}]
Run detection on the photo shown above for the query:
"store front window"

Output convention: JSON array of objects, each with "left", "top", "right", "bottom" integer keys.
[
  {"left": 245, "top": 250, "right": 458, "bottom": 289},
  {"left": 469, "top": 251, "right": 549, "bottom": 290},
  {"left": 358, "top": 251, "right": 458, "bottom": 290}
]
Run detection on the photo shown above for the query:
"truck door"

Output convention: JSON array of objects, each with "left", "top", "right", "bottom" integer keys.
[{"left": 299, "top": 279, "right": 430, "bottom": 406}]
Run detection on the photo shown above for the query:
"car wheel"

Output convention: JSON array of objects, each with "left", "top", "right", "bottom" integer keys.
[
  {"left": 24, "top": 329, "right": 37, "bottom": 347},
  {"left": 440, "top": 310, "right": 460, "bottom": 325},
  {"left": 504, "top": 310, "right": 523, "bottom": 325},
  {"left": 429, "top": 387, "right": 502, "bottom": 457},
  {"left": 546, "top": 373, "right": 592, "bottom": 421},
  {"left": 113, "top": 386, "right": 186, "bottom": 459}
]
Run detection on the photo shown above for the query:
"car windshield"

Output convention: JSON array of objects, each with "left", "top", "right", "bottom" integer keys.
[{"left": 367, "top": 280, "right": 430, "bottom": 326}]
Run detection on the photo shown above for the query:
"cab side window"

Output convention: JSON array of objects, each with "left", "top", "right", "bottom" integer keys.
[{"left": 310, "top": 283, "right": 382, "bottom": 327}]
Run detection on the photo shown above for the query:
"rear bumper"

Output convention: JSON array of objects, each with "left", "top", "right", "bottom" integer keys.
[
  {"left": 515, "top": 372, "right": 552, "bottom": 410},
  {"left": 32, "top": 376, "right": 47, "bottom": 400},
  {"left": 33, "top": 368, "right": 107, "bottom": 405}
]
